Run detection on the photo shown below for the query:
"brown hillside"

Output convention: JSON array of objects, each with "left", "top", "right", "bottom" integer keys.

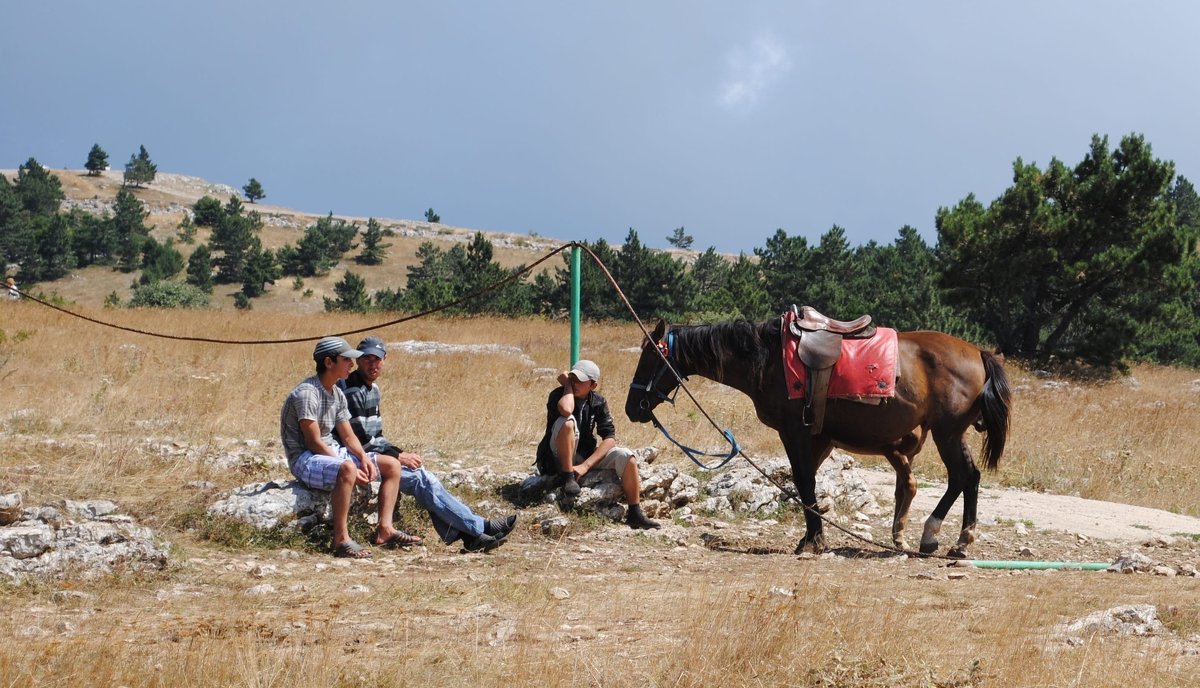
[{"left": 2, "top": 168, "right": 569, "bottom": 313}]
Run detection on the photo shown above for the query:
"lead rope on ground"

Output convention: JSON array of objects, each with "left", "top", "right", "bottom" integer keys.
[
  {"left": 573, "top": 243, "right": 960, "bottom": 561},
  {"left": 17, "top": 240, "right": 944, "bottom": 559}
]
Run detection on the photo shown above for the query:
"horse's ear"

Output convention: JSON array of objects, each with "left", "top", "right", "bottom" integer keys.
[{"left": 651, "top": 319, "right": 667, "bottom": 341}]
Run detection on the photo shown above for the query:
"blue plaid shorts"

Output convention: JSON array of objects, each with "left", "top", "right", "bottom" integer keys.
[{"left": 290, "top": 447, "right": 380, "bottom": 491}]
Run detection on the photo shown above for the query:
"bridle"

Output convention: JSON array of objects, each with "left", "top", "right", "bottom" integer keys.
[
  {"left": 628, "top": 330, "right": 684, "bottom": 409},
  {"left": 628, "top": 329, "right": 740, "bottom": 469}
]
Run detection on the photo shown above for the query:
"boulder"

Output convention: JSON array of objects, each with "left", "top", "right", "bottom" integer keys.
[
  {"left": 207, "top": 479, "right": 379, "bottom": 531},
  {"left": 0, "top": 499, "right": 168, "bottom": 583},
  {"left": 700, "top": 450, "right": 880, "bottom": 516},
  {"left": 0, "top": 493, "right": 23, "bottom": 526}
]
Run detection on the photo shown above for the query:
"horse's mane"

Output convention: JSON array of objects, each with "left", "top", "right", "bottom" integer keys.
[{"left": 674, "top": 318, "right": 779, "bottom": 386}]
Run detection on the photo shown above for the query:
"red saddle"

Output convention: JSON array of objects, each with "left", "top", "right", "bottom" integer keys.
[{"left": 782, "top": 310, "right": 898, "bottom": 402}]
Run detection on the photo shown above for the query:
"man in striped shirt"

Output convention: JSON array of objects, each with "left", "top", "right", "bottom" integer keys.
[
  {"left": 341, "top": 336, "right": 517, "bottom": 552},
  {"left": 280, "top": 336, "right": 415, "bottom": 558}
]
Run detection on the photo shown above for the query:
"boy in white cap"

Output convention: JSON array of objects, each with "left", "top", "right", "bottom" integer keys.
[
  {"left": 535, "top": 359, "right": 660, "bottom": 529},
  {"left": 280, "top": 336, "right": 421, "bottom": 558}
]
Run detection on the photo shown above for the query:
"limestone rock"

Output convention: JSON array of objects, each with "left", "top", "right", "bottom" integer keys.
[
  {"left": 0, "top": 499, "right": 167, "bottom": 583},
  {"left": 1059, "top": 604, "right": 1166, "bottom": 638},
  {"left": 1109, "top": 551, "right": 1154, "bottom": 574},
  {"left": 0, "top": 493, "right": 22, "bottom": 526},
  {"left": 208, "top": 479, "right": 377, "bottom": 531},
  {"left": 699, "top": 450, "right": 880, "bottom": 517}
]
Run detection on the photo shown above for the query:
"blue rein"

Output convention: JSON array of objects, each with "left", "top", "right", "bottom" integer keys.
[{"left": 630, "top": 330, "right": 742, "bottom": 470}]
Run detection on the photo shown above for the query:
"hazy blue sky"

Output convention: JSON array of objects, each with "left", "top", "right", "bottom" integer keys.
[{"left": 3, "top": 2, "right": 1198, "bottom": 253}]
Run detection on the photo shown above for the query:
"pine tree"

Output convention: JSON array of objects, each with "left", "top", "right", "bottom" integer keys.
[
  {"left": 176, "top": 214, "right": 197, "bottom": 244},
  {"left": 192, "top": 196, "right": 223, "bottom": 226},
  {"left": 111, "top": 189, "right": 150, "bottom": 272},
  {"left": 187, "top": 243, "right": 214, "bottom": 293},
  {"left": 240, "top": 240, "right": 280, "bottom": 298},
  {"left": 425, "top": 208, "right": 440, "bottom": 223},
  {"left": 85, "top": 144, "right": 109, "bottom": 176},
  {"left": 15, "top": 157, "right": 64, "bottom": 214},
  {"left": 242, "top": 177, "right": 265, "bottom": 203},
  {"left": 324, "top": 270, "right": 371, "bottom": 312},
  {"left": 122, "top": 145, "right": 157, "bottom": 188},
  {"left": 356, "top": 218, "right": 391, "bottom": 265},
  {"left": 666, "top": 226, "right": 694, "bottom": 250}
]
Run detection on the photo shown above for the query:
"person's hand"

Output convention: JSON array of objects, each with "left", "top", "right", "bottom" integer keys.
[
  {"left": 362, "top": 455, "right": 378, "bottom": 482},
  {"left": 557, "top": 371, "right": 571, "bottom": 386},
  {"left": 571, "top": 463, "right": 589, "bottom": 479},
  {"left": 354, "top": 467, "right": 371, "bottom": 486},
  {"left": 398, "top": 452, "right": 423, "bottom": 470}
]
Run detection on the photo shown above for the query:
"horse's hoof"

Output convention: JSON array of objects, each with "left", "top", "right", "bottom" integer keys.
[
  {"left": 893, "top": 539, "right": 911, "bottom": 553},
  {"left": 918, "top": 541, "right": 938, "bottom": 555},
  {"left": 947, "top": 547, "right": 969, "bottom": 559},
  {"left": 794, "top": 538, "right": 825, "bottom": 555}
]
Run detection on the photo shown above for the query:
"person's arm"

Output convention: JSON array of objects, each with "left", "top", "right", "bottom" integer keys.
[
  {"left": 574, "top": 437, "right": 617, "bottom": 477},
  {"left": 299, "top": 418, "right": 339, "bottom": 457},
  {"left": 555, "top": 371, "right": 575, "bottom": 417},
  {"left": 336, "top": 420, "right": 376, "bottom": 484},
  {"left": 572, "top": 395, "right": 617, "bottom": 477}
]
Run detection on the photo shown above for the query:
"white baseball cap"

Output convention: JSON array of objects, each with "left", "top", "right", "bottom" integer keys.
[{"left": 569, "top": 359, "right": 601, "bottom": 383}]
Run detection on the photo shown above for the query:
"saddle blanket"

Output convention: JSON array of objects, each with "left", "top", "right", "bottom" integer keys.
[{"left": 782, "top": 313, "right": 899, "bottom": 402}]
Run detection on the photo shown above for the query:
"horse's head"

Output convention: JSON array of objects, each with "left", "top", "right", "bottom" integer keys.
[{"left": 625, "top": 319, "right": 681, "bottom": 424}]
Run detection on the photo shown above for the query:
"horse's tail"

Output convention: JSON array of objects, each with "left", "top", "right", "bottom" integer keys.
[{"left": 978, "top": 350, "right": 1012, "bottom": 470}]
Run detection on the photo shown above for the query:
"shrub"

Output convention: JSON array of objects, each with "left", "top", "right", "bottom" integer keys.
[{"left": 127, "top": 281, "right": 210, "bottom": 309}]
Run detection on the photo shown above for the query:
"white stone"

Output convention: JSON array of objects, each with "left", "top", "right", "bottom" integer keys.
[{"left": 0, "top": 493, "right": 22, "bottom": 526}]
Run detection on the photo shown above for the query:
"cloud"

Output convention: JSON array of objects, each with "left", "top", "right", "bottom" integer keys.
[{"left": 718, "top": 32, "right": 791, "bottom": 112}]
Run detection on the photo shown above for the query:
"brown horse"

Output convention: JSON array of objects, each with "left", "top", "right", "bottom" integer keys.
[{"left": 625, "top": 318, "right": 1012, "bottom": 557}]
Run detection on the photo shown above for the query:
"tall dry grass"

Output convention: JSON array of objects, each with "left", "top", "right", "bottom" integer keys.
[{"left": 2, "top": 301, "right": 1199, "bottom": 687}]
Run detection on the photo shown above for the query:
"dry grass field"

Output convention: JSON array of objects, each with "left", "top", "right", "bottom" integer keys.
[
  {"left": 2, "top": 170, "right": 1198, "bottom": 686},
  {"left": 2, "top": 301, "right": 1199, "bottom": 688}
]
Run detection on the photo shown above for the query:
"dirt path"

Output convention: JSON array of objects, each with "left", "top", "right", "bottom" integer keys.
[{"left": 860, "top": 468, "right": 1200, "bottom": 542}]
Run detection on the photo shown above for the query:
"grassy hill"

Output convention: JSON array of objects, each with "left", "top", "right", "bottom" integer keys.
[{"left": 2, "top": 168, "right": 568, "bottom": 313}]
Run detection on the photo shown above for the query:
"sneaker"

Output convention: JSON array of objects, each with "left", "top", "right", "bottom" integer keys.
[
  {"left": 484, "top": 515, "right": 518, "bottom": 538},
  {"left": 626, "top": 505, "right": 661, "bottom": 530},
  {"left": 461, "top": 532, "right": 507, "bottom": 553},
  {"left": 559, "top": 472, "right": 581, "bottom": 496}
]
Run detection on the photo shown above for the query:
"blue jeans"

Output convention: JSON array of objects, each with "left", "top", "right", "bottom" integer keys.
[{"left": 400, "top": 467, "right": 484, "bottom": 543}]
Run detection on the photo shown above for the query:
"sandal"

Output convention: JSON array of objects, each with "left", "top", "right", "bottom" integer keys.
[
  {"left": 376, "top": 530, "right": 424, "bottom": 549},
  {"left": 333, "top": 540, "right": 372, "bottom": 559}
]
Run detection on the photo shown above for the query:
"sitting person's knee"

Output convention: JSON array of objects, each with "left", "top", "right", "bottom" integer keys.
[{"left": 377, "top": 454, "right": 401, "bottom": 476}]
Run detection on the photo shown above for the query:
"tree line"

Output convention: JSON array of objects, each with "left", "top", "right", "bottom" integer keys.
[{"left": 2, "top": 133, "right": 1197, "bottom": 372}]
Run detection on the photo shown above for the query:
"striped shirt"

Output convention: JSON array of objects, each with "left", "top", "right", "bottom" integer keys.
[
  {"left": 339, "top": 370, "right": 398, "bottom": 455},
  {"left": 280, "top": 376, "right": 351, "bottom": 464}
]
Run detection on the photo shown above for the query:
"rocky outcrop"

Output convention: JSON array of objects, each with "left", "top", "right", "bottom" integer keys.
[
  {"left": 207, "top": 448, "right": 881, "bottom": 535},
  {"left": 207, "top": 480, "right": 379, "bottom": 531},
  {"left": 698, "top": 451, "right": 880, "bottom": 516},
  {"left": 0, "top": 493, "right": 168, "bottom": 583}
]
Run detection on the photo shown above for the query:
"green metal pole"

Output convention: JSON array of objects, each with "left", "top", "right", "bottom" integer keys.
[
  {"left": 963, "top": 561, "right": 1110, "bottom": 570},
  {"left": 570, "top": 245, "right": 581, "bottom": 365}
]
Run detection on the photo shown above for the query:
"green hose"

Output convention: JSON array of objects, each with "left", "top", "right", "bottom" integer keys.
[{"left": 964, "top": 560, "right": 1110, "bottom": 570}]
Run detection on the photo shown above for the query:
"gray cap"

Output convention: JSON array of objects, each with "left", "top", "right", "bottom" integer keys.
[
  {"left": 357, "top": 336, "right": 387, "bottom": 358},
  {"left": 569, "top": 359, "right": 601, "bottom": 383},
  {"left": 313, "top": 336, "right": 362, "bottom": 361}
]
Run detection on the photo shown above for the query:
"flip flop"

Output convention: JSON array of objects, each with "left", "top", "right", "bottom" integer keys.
[
  {"left": 376, "top": 530, "right": 424, "bottom": 549},
  {"left": 333, "top": 540, "right": 372, "bottom": 559}
]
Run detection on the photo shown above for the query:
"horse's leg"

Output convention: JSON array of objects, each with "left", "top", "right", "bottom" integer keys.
[
  {"left": 921, "top": 430, "right": 980, "bottom": 557},
  {"left": 781, "top": 427, "right": 832, "bottom": 554},
  {"left": 883, "top": 444, "right": 918, "bottom": 552}
]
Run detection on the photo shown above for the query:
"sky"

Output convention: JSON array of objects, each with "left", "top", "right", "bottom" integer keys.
[{"left": 3, "top": 1, "right": 1199, "bottom": 254}]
